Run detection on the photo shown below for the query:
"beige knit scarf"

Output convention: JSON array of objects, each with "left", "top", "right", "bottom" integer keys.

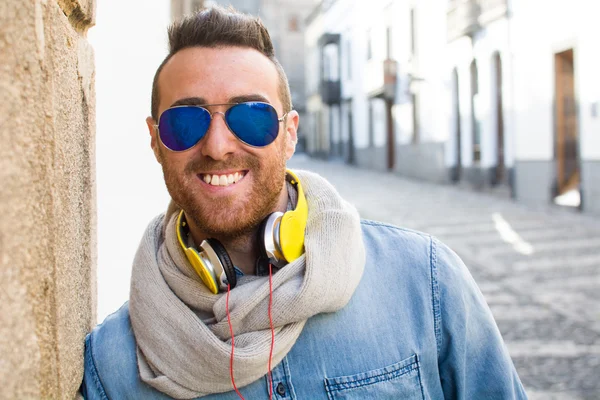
[{"left": 129, "top": 170, "right": 365, "bottom": 399}]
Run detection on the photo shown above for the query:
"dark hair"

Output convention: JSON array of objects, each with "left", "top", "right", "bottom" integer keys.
[{"left": 150, "top": 6, "right": 292, "bottom": 120}]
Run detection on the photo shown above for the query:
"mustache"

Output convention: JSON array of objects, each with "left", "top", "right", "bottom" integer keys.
[{"left": 184, "top": 155, "right": 260, "bottom": 174}]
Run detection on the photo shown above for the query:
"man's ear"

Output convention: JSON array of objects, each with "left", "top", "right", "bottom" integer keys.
[
  {"left": 146, "top": 116, "right": 162, "bottom": 164},
  {"left": 284, "top": 110, "right": 299, "bottom": 160}
]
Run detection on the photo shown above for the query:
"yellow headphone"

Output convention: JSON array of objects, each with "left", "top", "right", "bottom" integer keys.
[{"left": 176, "top": 169, "right": 308, "bottom": 294}]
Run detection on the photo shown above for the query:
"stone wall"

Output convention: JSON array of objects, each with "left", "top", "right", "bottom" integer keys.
[{"left": 0, "top": 0, "right": 96, "bottom": 399}]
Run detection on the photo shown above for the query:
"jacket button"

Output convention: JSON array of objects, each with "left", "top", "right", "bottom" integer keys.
[{"left": 276, "top": 382, "right": 286, "bottom": 396}]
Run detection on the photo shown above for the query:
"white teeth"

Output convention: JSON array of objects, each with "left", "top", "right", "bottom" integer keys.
[{"left": 202, "top": 172, "right": 245, "bottom": 187}]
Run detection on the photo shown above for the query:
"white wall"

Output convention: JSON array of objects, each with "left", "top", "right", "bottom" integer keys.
[
  {"left": 579, "top": 31, "right": 600, "bottom": 160},
  {"left": 413, "top": 0, "right": 450, "bottom": 144},
  {"left": 304, "top": 18, "right": 321, "bottom": 97},
  {"left": 390, "top": 1, "right": 413, "bottom": 146},
  {"left": 511, "top": 1, "right": 556, "bottom": 161},
  {"left": 512, "top": 0, "right": 600, "bottom": 161},
  {"left": 372, "top": 98, "right": 387, "bottom": 147},
  {"left": 344, "top": 2, "right": 369, "bottom": 150},
  {"left": 304, "top": 10, "right": 324, "bottom": 153},
  {"left": 573, "top": 3, "right": 600, "bottom": 160},
  {"left": 88, "top": 0, "right": 172, "bottom": 323}
]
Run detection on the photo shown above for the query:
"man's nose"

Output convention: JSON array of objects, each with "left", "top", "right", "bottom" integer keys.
[{"left": 200, "top": 112, "right": 238, "bottom": 160}]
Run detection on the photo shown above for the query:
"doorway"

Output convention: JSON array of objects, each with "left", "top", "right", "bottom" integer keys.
[
  {"left": 386, "top": 99, "right": 395, "bottom": 170},
  {"left": 470, "top": 60, "right": 481, "bottom": 163},
  {"left": 347, "top": 102, "right": 355, "bottom": 164},
  {"left": 493, "top": 52, "right": 505, "bottom": 184},
  {"left": 452, "top": 68, "right": 461, "bottom": 182},
  {"left": 554, "top": 48, "right": 580, "bottom": 206}
]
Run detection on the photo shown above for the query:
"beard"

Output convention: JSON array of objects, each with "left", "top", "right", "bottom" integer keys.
[{"left": 159, "top": 142, "right": 288, "bottom": 241}]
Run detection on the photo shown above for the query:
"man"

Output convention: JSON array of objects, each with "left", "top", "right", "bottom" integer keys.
[{"left": 82, "top": 6, "right": 527, "bottom": 400}]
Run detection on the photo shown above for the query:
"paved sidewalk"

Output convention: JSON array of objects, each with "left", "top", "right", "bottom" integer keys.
[{"left": 289, "top": 155, "right": 600, "bottom": 400}]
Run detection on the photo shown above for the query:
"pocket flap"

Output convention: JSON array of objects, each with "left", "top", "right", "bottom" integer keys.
[{"left": 324, "top": 354, "right": 424, "bottom": 399}]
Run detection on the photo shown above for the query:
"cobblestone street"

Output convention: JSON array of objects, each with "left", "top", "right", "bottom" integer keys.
[{"left": 289, "top": 155, "right": 600, "bottom": 400}]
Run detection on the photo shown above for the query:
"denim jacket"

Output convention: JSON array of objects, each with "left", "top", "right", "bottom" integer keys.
[{"left": 82, "top": 220, "right": 527, "bottom": 399}]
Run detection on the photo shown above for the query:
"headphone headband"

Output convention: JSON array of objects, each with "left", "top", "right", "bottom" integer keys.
[{"left": 278, "top": 169, "right": 308, "bottom": 263}]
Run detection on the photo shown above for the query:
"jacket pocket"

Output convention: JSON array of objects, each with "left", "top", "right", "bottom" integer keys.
[{"left": 324, "top": 354, "right": 424, "bottom": 400}]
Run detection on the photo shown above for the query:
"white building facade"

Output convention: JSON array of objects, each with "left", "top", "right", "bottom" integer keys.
[
  {"left": 510, "top": 0, "right": 600, "bottom": 213},
  {"left": 448, "top": 0, "right": 600, "bottom": 212},
  {"left": 305, "top": 0, "right": 450, "bottom": 182},
  {"left": 306, "top": 0, "right": 600, "bottom": 215},
  {"left": 446, "top": 0, "right": 515, "bottom": 190}
]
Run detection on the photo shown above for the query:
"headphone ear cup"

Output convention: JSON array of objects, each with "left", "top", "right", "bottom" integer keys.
[
  {"left": 258, "top": 212, "right": 287, "bottom": 266},
  {"left": 204, "top": 238, "right": 237, "bottom": 289}
]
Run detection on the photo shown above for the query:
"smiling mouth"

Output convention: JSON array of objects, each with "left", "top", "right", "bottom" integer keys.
[{"left": 199, "top": 171, "right": 247, "bottom": 187}]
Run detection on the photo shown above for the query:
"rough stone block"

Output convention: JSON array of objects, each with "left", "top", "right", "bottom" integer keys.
[
  {"left": 0, "top": 1, "right": 96, "bottom": 399},
  {"left": 57, "top": 0, "right": 96, "bottom": 31}
]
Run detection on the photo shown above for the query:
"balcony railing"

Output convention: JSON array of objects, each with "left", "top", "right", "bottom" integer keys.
[
  {"left": 320, "top": 80, "right": 341, "bottom": 105},
  {"left": 447, "top": 0, "right": 507, "bottom": 41},
  {"left": 364, "top": 59, "right": 398, "bottom": 101}
]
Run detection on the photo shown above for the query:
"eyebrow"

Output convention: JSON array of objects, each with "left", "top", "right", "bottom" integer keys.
[{"left": 170, "top": 94, "right": 272, "bottom": 108}]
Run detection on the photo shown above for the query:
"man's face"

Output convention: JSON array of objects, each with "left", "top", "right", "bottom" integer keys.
[{"left": 147, "top": 46, "right": 298, "bottom": 240}]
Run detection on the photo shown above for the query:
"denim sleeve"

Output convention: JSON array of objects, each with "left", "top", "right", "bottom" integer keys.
[
  {"left": 80, "top": 333, "right": 109, "bottom": 400},
  {"left": 432, "top": 238, "right": 528, "bottom": 399}
]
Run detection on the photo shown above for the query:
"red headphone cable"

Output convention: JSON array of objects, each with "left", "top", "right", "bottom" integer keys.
[
  {"left": 227, "top": 284, "right": 245, "bottom": 400},
  {"left": 227, "top": 269, "right": 276, "bottom": 400},
  {"left": 267, "top": 263, "right": 275, "bottom": 400}
]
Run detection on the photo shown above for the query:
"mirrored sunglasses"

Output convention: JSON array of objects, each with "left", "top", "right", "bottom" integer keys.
[{"left": 155, "top": 102, "right": 288, "bottom": 151}]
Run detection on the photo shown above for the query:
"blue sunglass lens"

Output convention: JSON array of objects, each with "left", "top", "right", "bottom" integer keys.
[
  {"left": 158, "top": 107, "right": 211, "bottom": 151},
  {"left": 226, "top": 102, "right": 280, "bottom": 147}
]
